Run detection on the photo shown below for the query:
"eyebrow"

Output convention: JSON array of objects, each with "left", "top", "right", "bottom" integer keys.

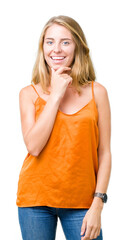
[{"left": 45, "top": 38, "right": 72, "bottom": 41}]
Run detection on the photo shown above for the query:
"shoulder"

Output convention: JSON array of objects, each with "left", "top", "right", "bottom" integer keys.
[
  {"left": 93, "top": 81, "right": 108, "bottom": 95},
  {"left": 19, "top": 84, "right": 35, "bottom": 104},
  {"left": 93, "top": 81, "right": 109, "bottom": 107},
  {"left": 19, "top": 85, "right": 30, "bottom": 94}
]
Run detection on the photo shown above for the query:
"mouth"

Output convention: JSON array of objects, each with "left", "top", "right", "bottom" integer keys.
[{"left": 50, "top": 56, "right": 66, "bottom": 63}]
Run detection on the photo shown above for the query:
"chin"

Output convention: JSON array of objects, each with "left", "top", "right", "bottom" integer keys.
[
  {"left": 52, "top": 64, "right": 69, "bottom": 71},
  {"left": 52, "top": 66, "right": 60, "bottom": 70}
]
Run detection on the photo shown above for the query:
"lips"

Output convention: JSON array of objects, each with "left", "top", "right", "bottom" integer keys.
[{"left": 50, "top": 56, "right": 66, "bottom": 60}]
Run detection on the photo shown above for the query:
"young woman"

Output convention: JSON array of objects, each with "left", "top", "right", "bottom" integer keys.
[{"left": 16, "top": 15, "right": 111, "bottom": 240}]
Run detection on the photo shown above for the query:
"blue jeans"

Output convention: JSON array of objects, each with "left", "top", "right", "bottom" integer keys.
[{"left": 18, "top": 206, "right": 103, "bottom": 240}]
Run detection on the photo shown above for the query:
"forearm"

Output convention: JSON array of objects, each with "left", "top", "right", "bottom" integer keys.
[
  {"left": 91, "top": 151, "right": 112, "bottom": 210},
  {"left": 26, "top": 93, "right": 61, "bottom": 156}
]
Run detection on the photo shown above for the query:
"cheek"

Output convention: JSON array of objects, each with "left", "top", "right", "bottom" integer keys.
[
  {"left": 43, "top": 45, "right": 51, "bottom": 57},
  {"left": 68, "top": 45, "right": 75, "bottom": 55},
  {"left": 67, "top": 48, "right": 75, "bottom": 60}
]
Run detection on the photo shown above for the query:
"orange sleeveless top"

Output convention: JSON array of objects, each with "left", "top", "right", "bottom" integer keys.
[{"left": 16, "top": 81, "right": 99, "bottom": 208}]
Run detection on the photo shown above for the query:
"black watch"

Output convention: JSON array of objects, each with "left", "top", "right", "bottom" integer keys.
[{"left": 94, "top": 192, "right": 108, "bottom": 203}]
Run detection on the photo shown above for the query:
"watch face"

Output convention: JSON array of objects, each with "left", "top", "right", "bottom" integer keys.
[{"left": 103, "top": 194, "right": 108, "bottom": 203}]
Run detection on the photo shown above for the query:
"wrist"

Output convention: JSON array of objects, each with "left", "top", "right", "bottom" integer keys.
[
  {"left": 50, "top": 92, "right": 61, "bottom": 104},
  {"left": 91, "top": 197, "right": 104, "bottom": 211},
  {"left": 94, "top": 192, "right": 108, "bottom": 203}
]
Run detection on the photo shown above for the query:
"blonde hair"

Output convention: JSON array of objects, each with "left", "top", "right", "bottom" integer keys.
[{"left": 31, "top": 15, "right": 96, "bottom": 95}]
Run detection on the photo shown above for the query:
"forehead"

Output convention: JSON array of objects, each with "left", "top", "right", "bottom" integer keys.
[{"left": 44, "top": 23, "right": 73, "bottom": 39}]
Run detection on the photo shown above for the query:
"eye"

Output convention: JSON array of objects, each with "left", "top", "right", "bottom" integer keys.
[
  {"left": 46, "top": 41, "right": 53, "bottom": 45},
  {"left": 62, "top": 41, "right": 70, "bottom": 45}
]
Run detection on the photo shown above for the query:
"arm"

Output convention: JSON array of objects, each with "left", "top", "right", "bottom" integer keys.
[
  {"left": 81, "top": 83, "right": 112, "bottom": 240},
  {"left": 19, "top": 87, "right": 61, "bottom": 157},
  {"left": 19, "top": 67, "right": 72, "bottom": 157}
]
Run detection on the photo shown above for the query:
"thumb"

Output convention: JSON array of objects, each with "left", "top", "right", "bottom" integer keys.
[
  {"left": 80, "top": 220, "right": 87, "bottom": 236},
  {"left": 51, "top": 67, "right": 55, "bottom": 74}
]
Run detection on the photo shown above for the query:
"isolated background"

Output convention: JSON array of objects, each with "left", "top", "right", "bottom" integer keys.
[{"left": 0, "top": 0, "right": 126, "bottom": 239}]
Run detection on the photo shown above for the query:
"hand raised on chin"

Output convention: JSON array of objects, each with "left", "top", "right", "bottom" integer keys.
[{"left": 50, "top": 66, "right": 73, "bottom": 100}]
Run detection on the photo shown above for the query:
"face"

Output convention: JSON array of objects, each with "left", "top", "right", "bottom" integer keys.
[{"left": 43, "top": 24, "right": 76, "bottom": 71}]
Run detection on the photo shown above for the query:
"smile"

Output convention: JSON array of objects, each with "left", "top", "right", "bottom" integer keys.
[{"left": 50, "top": 56, "right": 66, "bottom": 60}]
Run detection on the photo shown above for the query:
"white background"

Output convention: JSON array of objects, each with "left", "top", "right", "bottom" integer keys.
[{"left": 0, "top": 0, "right": 127, "bottom": 239}]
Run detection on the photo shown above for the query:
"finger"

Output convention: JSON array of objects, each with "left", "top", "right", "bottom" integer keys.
[
  {"left": 80, "top": 220, "right": 87, "bottom": 237},
  {"left": 68, "top": 81, "right": 72, "bottom": 86},
  {"left": 68, "top": 77, "right": 73, "bottom": 85},
  {"left": 56, "top": 66, "right": 71, "bottom": 74},
  {"left": 89, "top": 227, "right": 97, "bottom": 239},
  {"left": 51, "top": 67, "right": 55, "bottom": 74},
  {"left": 97, "top": 228, "right": 101, "bottom": 237},
  {"left": 82, "top": 226, "right": 92, "bottom": 240},
  {"left": 93, "top": 229, "right": 100, "bottom": 239}
]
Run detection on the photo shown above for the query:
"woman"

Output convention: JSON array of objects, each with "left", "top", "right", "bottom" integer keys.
[{"left": 16, "top": 15, "right": 111, "bottom": 240}]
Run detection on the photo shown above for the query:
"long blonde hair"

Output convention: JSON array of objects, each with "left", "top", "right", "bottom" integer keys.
[{"left": 31, "top": 15, "right": 96, "bottom": 95}]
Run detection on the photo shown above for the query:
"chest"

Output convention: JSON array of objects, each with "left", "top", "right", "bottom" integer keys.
[
  {"left": 39, "top": 86, "right": 93, "bottom": 115},
  {"left": 59, "top": 95, "right": 93, "bottom": 114}
]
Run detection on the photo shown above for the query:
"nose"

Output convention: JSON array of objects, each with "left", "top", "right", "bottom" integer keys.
[{"left": 53, "top": 43, "right": 62, "bottom": 53}]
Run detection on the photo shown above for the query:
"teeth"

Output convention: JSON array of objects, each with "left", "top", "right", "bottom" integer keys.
[{"left": 51, "top": 57, "right": 65, "bottom": 60}]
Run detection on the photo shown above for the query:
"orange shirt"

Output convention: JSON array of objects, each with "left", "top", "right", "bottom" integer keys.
[{"left": 16, "top": 81, "right": 99, "bottom": 208}]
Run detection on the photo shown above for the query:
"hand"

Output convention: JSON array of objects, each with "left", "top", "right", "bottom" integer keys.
[
  {"left": 80, "top": 207, "right": 101, "bottom": 239},
  {"left": 50, "top": 66, "right": 73, "bottom": 100}
]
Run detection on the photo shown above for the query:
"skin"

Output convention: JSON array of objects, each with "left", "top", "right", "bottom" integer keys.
[
  {"left": 43, "top": 23, "right": 76, "bottom": 99},
  {"left": 38, "top": 24, "right": 112, "bottom": 239},
  {"left": 43, "top": 23, "right": 76, "bottom": 71}
]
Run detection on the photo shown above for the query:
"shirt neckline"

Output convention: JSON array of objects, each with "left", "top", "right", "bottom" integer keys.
[{"left": 35, "top": 96, "right": 94, "bottom": 116}]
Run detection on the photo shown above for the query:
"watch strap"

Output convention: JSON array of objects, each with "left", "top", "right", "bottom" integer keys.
[
  {"left": 94, "top": 192, "right": 107, "bottom": 203},
  {"left": 94, "top": 193, "right": 104, "bottom": 198}
]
